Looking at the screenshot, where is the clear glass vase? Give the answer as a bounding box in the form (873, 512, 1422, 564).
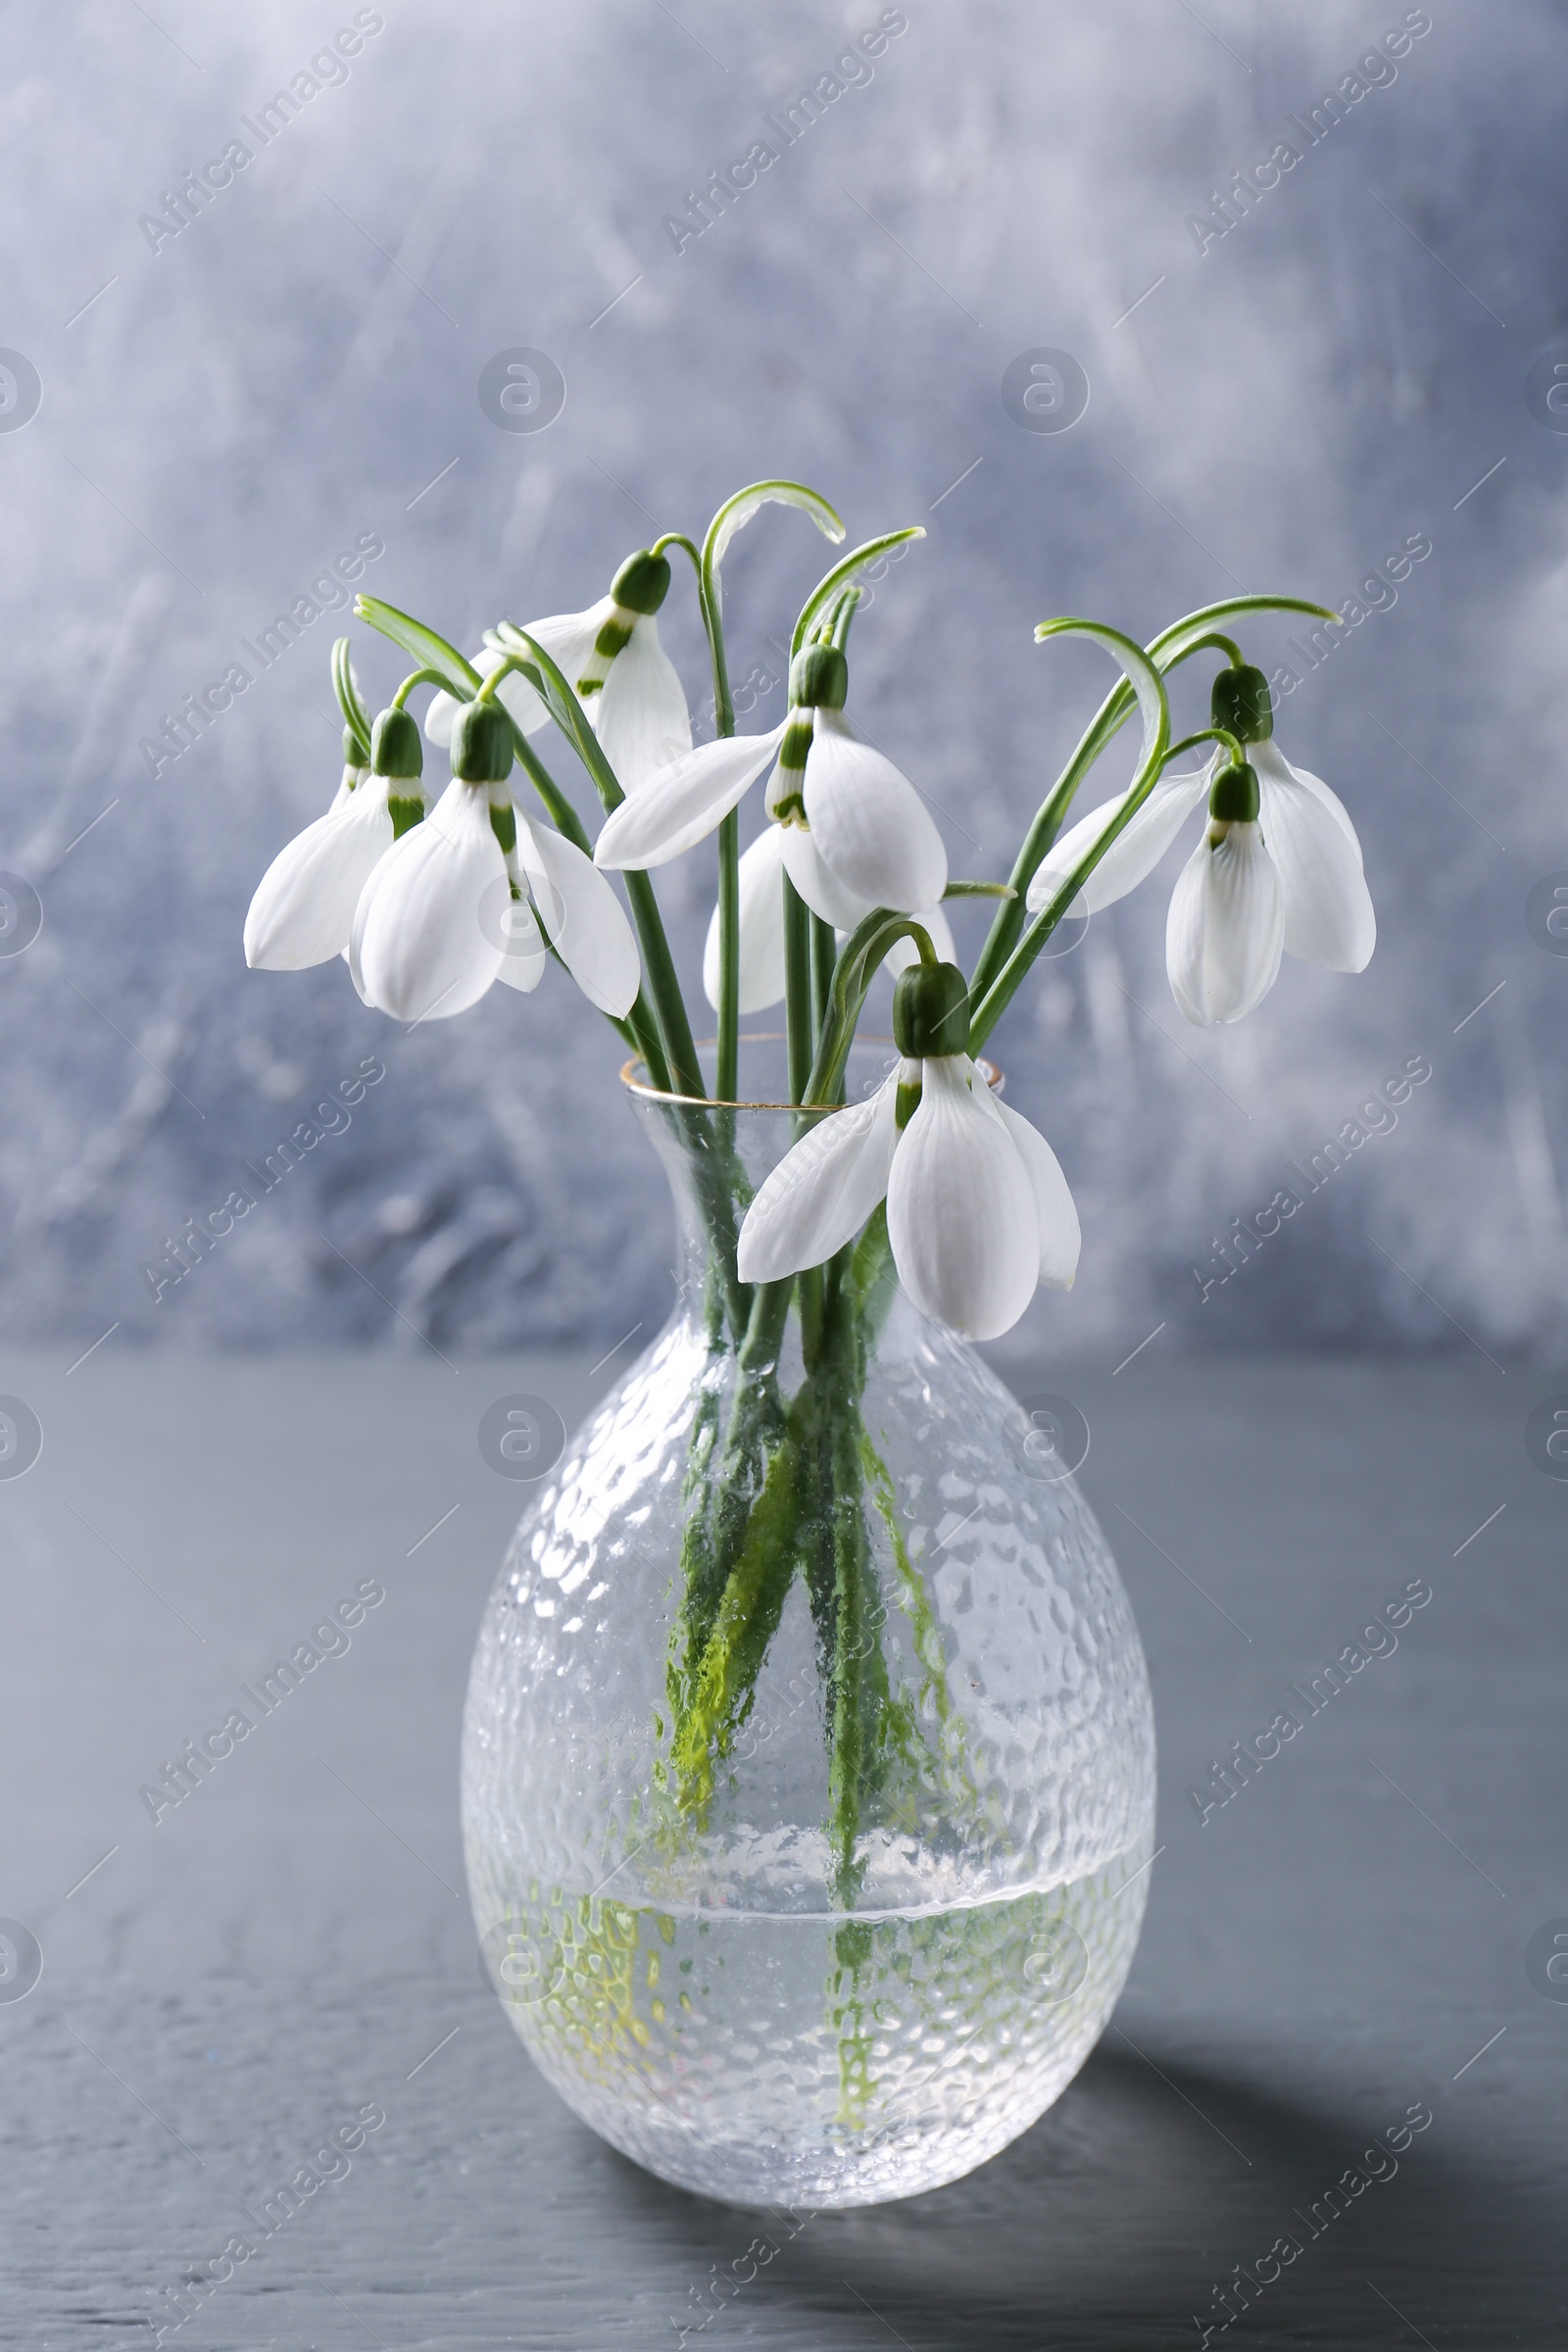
(462, 1042, 1155, 2210)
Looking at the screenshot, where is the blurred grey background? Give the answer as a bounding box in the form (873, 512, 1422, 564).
(3, 0, 1563, 1362)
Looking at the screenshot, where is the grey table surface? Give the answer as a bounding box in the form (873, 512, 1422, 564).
(2, 1347, 1562, 2350)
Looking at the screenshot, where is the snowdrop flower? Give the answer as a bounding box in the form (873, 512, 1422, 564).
(243, 716, 425, 971)
(422, 550, 691, 794)
(597, 640, 948, 941)
(737, 960, 1078, 1342)
(1025, 664, 1374, 1026)
(351, 698, 641, 1025)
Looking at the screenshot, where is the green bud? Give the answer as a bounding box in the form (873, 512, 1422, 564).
(609, 549, 671, 614)
(343, 726, 364, 768)
(788, 643, 849, 710)
(1210, 663, 1273, 744)
(450, 698, 515, 784)
(893, 958, 970, 1059)
(388, 795, 424, 840)
(1208, 759, 1260, 824)
(370, 707, 423, 780)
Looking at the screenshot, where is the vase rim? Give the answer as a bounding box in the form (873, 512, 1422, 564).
(619, 1036, 1003, 1113)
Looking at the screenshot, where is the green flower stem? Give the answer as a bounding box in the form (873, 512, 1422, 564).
(690, 485, 847, 1103)
(667, 1272, 791, 1724)
(1165, 725, 1242, 768)
(804, 911, 935, 1109)
(715, 813, 741, 1106)
(626, 874, 705, 1102)
(388, 664, 452, 712)
(804, 1266, 888, 1905)
(508, 727, 593, 853)
(670, 1410, 805, 1813)
(965, 595, 1341, 1011)
(670, 1263, 891, 1865)
(1181, 631, 1247, 666)
(697, 520, 741, 1105)
(810, 913, 837, 1043)
(783, 870, 813, 1105)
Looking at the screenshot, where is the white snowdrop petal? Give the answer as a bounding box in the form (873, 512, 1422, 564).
(882, 902, 956, 979)
(986, 1094, 1080, 1289)
(355, 780, 507, 1022)
(1165, 824, 1284, 1026)
(592, 614, 692, 795)
(803, 710, 948, 912)
(1251, 739, 1361, 862)
(886, 1057, 1040, 1341)
(514, 817, 641, 1017)
(1257, 764, 1376, 972)
(704, 824, 789, 1014)
(505, 600, 613, 710)
(1026, 770, 1208, 916)
(594, 724, 788, 869)
(737, 1079, 899, 1282)
(779, 823, 876, 931)
(243, 778, 395, 969)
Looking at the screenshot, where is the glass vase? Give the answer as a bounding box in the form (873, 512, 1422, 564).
(462, 1041, 1155, 2210)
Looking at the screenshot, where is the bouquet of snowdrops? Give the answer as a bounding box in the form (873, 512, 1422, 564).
(244, 478, 1373, 1874)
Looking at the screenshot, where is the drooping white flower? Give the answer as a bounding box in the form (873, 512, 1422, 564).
(423, 550, 691, 794)
(244, 765, 392, 971)
(352, 776, 513, 1023)
(1026, 695, 1374, 1025)
(351, 699, 640, 1025)
(736, 961, 1078, 1341)
(244, 708, 431, 971)
(1165, 813, 1284, 1025)
(598, 642, 947, 946)
(889, 1057, 1078, 1338)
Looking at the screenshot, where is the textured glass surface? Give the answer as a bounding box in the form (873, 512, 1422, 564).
(464, 1054, 1156, 2207)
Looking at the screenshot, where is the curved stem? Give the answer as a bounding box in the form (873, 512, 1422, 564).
(1165, 725, 1242, 767)
(1181, 631, 1246, 666)
(389, 664, 452, 711)
(804, 912, 934, 1107)
(966, 595, 1340, 1010)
